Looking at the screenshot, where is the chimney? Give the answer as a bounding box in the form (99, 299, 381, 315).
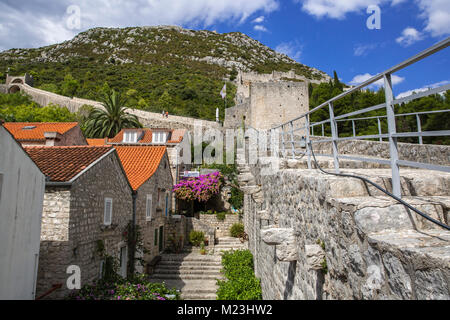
(44, 132, 61, 146)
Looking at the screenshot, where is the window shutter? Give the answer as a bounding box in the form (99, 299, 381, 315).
(146, 195, 153, 220)
(104, 198, 112, 225)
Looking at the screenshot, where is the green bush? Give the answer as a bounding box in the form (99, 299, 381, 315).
(189, 230, 205, 247)
(67, 274, 180, 300)
(229, 186, 244, 209)
(216, 211, 226, 221)
(230, 223, 245, 238)
(217, 250, 262, 300)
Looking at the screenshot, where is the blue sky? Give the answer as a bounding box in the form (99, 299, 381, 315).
(0, 0, 449, 97)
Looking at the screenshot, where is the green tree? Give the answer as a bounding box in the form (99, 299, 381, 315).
(61, 74, 80, 98)
(83, 90, 142, 138)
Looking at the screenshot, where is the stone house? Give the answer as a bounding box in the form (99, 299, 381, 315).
(114, 146, 173, 270)
(0, 123, 45, 300)
(24, 145, 133, 299)
(4, 122, 87, 146)
(108, 128, 191, 183)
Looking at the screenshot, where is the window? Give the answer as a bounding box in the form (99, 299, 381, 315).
(146, 194, 153, 220)
(152, 131, 167, 144)
(123, 131, 138, 143)
(99, 260, 105, 279)
(104, 198, 113, 225)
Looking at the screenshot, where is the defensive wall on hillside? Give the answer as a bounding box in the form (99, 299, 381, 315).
(3, 82, 220, 132)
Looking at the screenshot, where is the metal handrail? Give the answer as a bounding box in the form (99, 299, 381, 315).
(269, 37, 450, 198)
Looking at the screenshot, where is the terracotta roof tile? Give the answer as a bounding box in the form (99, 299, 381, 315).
(3, 122, 79, 141)
(87, 138, 109, 146)
(24, 146, 113, 182)
(114, 146, 167, 190)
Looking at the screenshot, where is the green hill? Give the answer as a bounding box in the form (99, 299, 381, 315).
(0, 26, 329, 121)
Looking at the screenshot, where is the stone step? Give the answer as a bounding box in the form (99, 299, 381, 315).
(157, 261, 222, 268)
(154, 265, 222, 271)
(151, 273, 224, 280)
(182, 293, 217, 300)
(153, 269, 222, 276)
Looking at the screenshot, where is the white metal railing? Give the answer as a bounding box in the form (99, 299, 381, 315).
(269, 37, 450, 198)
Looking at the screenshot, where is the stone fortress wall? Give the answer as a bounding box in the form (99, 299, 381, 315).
(224, 70, 313, 130)
(4, 75, 220, 132)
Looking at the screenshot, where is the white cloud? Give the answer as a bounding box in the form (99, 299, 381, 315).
(396, 80, 450, 99)
(396, 27, 423, 46)
(354, 43, 378, 56)
(252, 16, 265, 23)
(254, 25, 269, 32)
(295, 0, 386, 19)
(275, 41, 303, 61)
(0, 0, 279, 50)
(349, 73, 405, 88)
(416, 0, 450, 37)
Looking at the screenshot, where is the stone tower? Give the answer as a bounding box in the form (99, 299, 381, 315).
(224, 70, 310, 130)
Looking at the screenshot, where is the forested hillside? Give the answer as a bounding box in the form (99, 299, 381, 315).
(0, 26, 328, 121)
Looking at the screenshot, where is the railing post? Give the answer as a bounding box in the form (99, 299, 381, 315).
(305, 115, 312, 169)
(377, 117, 383, 142)
(311, 125, 314, 137)
(352, 120, 356, 137)
(281, 124, 286, 158)
(328, 102, 340, 173)
(290, 121, 295, 160)
(416, 114, 423, 145)
(384, 73, 401, 198)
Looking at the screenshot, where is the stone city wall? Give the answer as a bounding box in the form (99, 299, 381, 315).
(243, 157, 450, 300)
(13, 84, 220, 132)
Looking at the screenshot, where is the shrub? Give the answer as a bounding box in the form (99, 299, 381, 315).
(229, 186, 244, 209)
(217, 250, 262, 300)
(189, 230, 205, 247)
(67, 275, 180, 300)
(230, 223, 245, 238)
(216, 211, 227, 221)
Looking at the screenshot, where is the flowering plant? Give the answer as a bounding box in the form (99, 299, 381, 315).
(173, 171, 223, 202)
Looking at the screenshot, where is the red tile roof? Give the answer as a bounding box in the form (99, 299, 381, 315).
(114, 146, 167, 191)
(87, 138, 108, 146)
(109, 128, 186, 144)
(24, 146, 113, 182)
(3, 122, 79, 142)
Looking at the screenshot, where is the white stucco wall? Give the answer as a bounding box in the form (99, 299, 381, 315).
(0, 126, 45, 300)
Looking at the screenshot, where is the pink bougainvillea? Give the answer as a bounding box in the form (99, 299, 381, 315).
(173, 171, 223, 202)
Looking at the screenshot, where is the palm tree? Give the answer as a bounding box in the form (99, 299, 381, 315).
(84, 90, 142, 138)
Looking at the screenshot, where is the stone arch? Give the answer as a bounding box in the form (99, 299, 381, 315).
(11, 78, 24, 84)
(8, 85, 21, 94)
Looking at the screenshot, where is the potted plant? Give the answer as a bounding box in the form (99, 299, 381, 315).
(200, 242, 207, 255)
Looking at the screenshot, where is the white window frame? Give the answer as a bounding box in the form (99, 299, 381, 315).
(123, 131, 138, 143)
(104, 198, 113, 225)
(152, 131, 167, 144)
(146, 194, 153, 221)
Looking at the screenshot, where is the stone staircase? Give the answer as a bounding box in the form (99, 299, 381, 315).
(149, 237, 247, 300)
(149, 252, 223, 300)
(214, 237, 246, 254)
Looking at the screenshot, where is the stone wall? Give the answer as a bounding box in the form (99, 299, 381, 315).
(134, 152, 173, 266)
(243, 157, 450, 300)
(224, 101, 250, 129)
(165, 215, 187, 252)
(311, 137, 450, 166)
(14, 84, 220, 132)
(187, 214, 241, 240)
(36, 151, 132, 299)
